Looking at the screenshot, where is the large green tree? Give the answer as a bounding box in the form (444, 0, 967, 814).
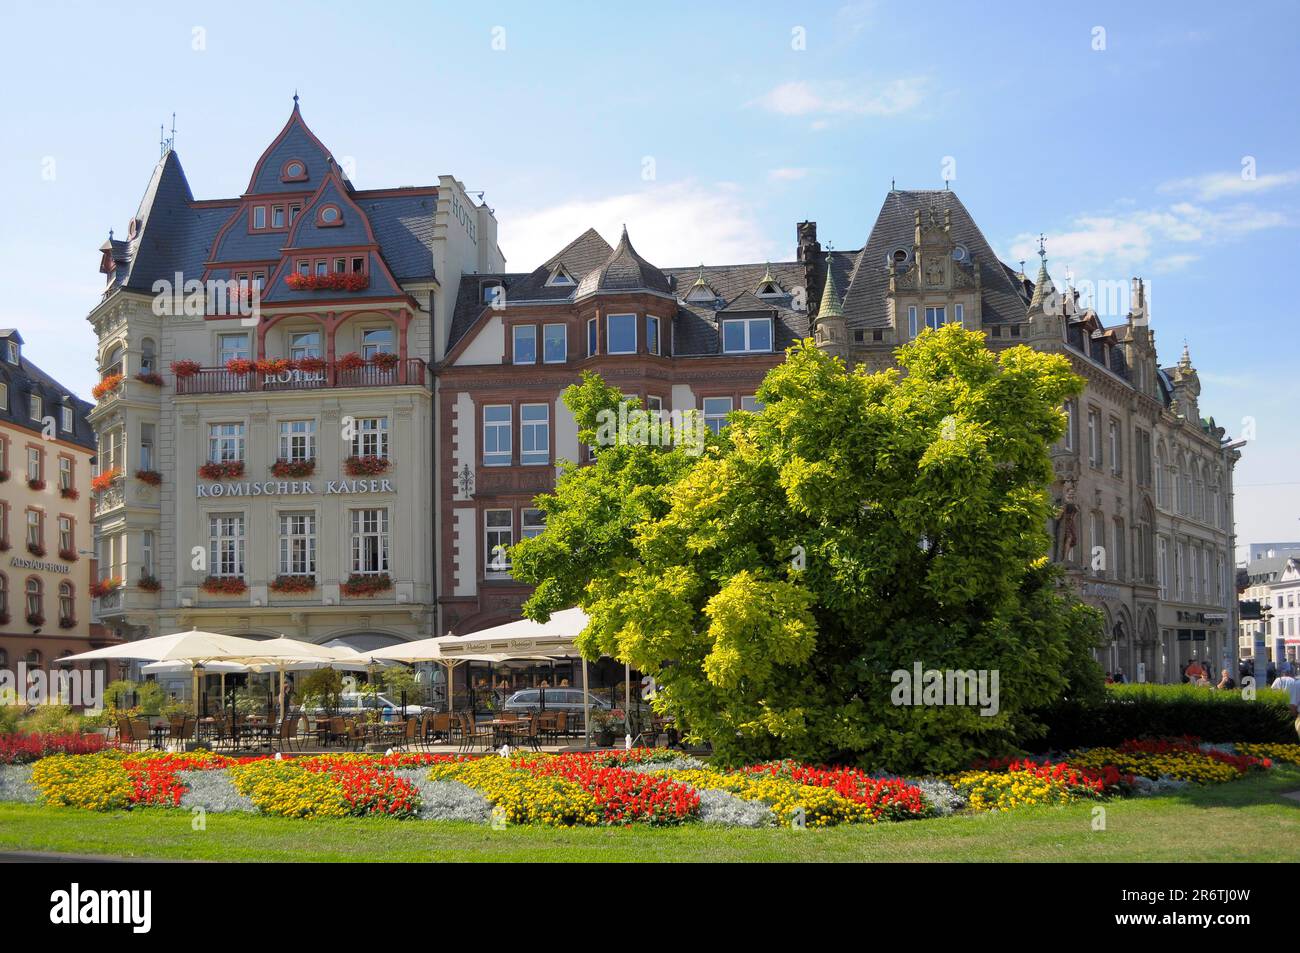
(513, 325, 1105, 771)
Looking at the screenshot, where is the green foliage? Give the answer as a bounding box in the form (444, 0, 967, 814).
(1031, 683, 1298, 750)
(16, 705, 84, 735)
(299, 668, 344, 715)
(380, 665, 420, 701)
(514, 327, 1105, 772)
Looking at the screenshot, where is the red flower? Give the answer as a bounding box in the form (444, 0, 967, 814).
(59, 486, 79, 500)
(169, 360, 201, 378)
(370, 351, 400, 369)
(225, 357, 255, 375)
(343, 455, 391, 477)
(201, 576, 247, 595)
(137, 575, 162, 592)
(92, 373, 124, 400)
(135, 371, 165, 387)
(58, 547, 78, 562)
(26, 478, 45, 491)
(336, 352, 366, 371)
(198, 461, 245, 480)
(91, 468, 122, 493)
(270, 458, 315, 478)
(340, 573, 392, 597)
(135, 469, 163, 486)
(269, 574, 316, 593)
(90, 577, 123, 598)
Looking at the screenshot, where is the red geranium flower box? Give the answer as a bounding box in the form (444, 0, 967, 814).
(92, 373, 124, 400)
(340, 573, 392, 597)
(58, 547, 77, 562)
(135, 469, 163, 486)
(91, 468, 122, 493)
(27, 478, 46, 491)
(137, 575, 162, 593)
(58, 617, 76, 630)
(254, 358, 293, 375)
(285, 273, 370, 292)
(135, 371, 165, 387)
(169, 360, 201, 378)
(225, 358, 255, 375)
(90, 577, 123, 598)
(336, 352, 366, 371)
(295, 356, 327, 373)
(270, 458, 315, 478)
(27, 543, 46, 558)
(201, 576, 247, 595)
(269, 575, 317, 593)
(370, 352, 400, 369)
(26, 612, 45, 627)
(198, 461, 245, 480)
(344, 455, 391, 477)
(59, 486, 79, 500)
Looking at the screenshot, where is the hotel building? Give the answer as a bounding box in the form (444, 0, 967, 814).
(0, 330, 109, 669)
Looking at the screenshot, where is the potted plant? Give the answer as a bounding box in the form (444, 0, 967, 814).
(91, 373, 124, 400)
(344, 454, 391, 476)
(336, 352, 366, 372)
(224, 357, 255, 375)
(59, 485, 79, 500)
(254, 357, 292, 375)
(340, 572, 392, 597)
(90, 577, 123, 598)
(135, 371, 164, 387)
(268, 574, 316, 593)
(58, 616, 76, 630)
(200, 576, 247, 595)
(169, 360, 201, 378)
(26, 478, 45, 491)
(589, 707, 623, 747)
(295, 356, 327, 373)
(137, 574, 162, 593)
(27, 542, 46, 558)
(135, 469, 162, 486)
(370, 351, 400, 370)
(25, 611, 44, 627)
(198, 460, 244, 480)
(58, 547, 77, 562)
(270, 458, 315, 478)
(91, 468, 122, 493)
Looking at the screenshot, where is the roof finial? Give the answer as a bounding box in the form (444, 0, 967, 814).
(891, 177, 896, 191)
(1038, 233, 1047, 261)
(1018, 259, 1026, 277)
(293, 89, 300, 108)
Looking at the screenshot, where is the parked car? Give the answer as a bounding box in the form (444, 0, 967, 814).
(305, 692, 431, 720)
(502, 688, 611, 713)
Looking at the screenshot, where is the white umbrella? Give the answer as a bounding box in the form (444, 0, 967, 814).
(203, 636, 371, 720)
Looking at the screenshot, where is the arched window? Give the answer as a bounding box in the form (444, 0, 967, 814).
(58, 580, 74, 623)
(103, 344, 123, 378)
(24, 577, 42, 622)
(25, 649, 41, 668)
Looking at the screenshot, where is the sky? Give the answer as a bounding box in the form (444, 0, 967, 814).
(0, 0, 1296, 559)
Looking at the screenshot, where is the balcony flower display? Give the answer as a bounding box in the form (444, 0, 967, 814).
(285, 272, 370, 292)
(336, 352, 366, 371)
(198, 461, 245, 480)
(370, 352, 400, 369)
(169, 360, 201, 378)
(27, 478, 45, 491)
(91, 469, 122, 493)
(271, 458, 315, 478)
(135, 371, 164, 387)
(91, 373, 124, 400)
(26, 612, 44, 627)
(269, 575, 316, 593)
(344, 455, 391, 477)
(90, 577, 123, 598)
(137, 574, 162, 593)
(224, 358, 255, 375)
(59, 486, 79, 500)
(58, 616, 76, 630)
(58, 547, 77, 562)
(135, 469, 163, 486)
(295, 356, 327, 373)
(27, 542, 46, 557)
(201, 576, 247, 595)
(255, 358, 292, 375)
(340, 573, 392, 597)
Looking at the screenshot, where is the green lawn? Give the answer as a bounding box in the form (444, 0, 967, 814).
(3, 766, 1298, 862)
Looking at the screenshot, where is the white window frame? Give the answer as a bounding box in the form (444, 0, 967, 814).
(702, 397, 733, 435)
(721, 317, 773, 354)
(360, 327, 394, 360)
(352, 416, 389, 459)
(279, 511, 317, 577)
(646, 315, 661, 356)
(207, 423, 245, 464)
(30, 394, 41, 422)
(521, 508, 546, 540)
(483, 405, 512, 466)
(208, 514, 245, 579)
(288, 331, 321, 361)
(218, 333, 250, 364)
(60, 405, 73, 432)
(350, 508, 390, 575)
(278, 420, 316, 462)
(520, 403, 550, 466)
(484, 509, 513, 575)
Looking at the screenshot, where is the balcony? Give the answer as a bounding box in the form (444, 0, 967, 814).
(176, 358, 428, 396)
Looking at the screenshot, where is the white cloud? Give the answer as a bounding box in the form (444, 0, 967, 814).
(751, 77, 925, 118)
(1159, 168, 1300, 201)
(1007, 201, 1290, 280)
(767, 167, 810, 182)
(499, 181, 781, 271)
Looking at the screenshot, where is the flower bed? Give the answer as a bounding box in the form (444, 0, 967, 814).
(0, 733, 109, 765)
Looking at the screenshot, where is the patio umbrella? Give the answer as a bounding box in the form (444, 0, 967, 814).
(205, 636, 370, 720)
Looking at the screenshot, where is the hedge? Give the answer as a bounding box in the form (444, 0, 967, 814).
(1028, 683, 1297, 752)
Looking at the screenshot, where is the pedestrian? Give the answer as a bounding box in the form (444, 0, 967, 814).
(1270, 671, 1300, 740)
(1216, 668, 1235, 691)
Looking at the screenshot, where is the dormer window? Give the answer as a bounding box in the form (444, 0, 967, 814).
(721, 317, 773, 354)
(482, 282, 503, 305)
(686, 285, 716, 304)
(281, 160, 308, 183)
(890, 248, 909, 266)
(252, 206, 267, 230)
(317, 204, 342, 227)
(756, 280, 782, 297)
(272, 206, 286, 228)
(546, 266, 575, 287)
(5, 341, 18, 364)
(952, 245, 969, 262)
(289, 203, 302, 224)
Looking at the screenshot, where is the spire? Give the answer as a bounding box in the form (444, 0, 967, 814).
(1179, 339, 1192, 368)
(1029, 234, 1055, 310)
(692, 264, 709, 287)
(293, 90, 300, 110)
(817, 264, 844, 319)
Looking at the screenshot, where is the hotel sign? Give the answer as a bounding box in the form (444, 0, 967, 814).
(197, 478, 395, 498)
(9, 556, 72, 575)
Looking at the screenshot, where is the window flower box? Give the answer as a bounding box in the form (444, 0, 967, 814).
(91, 373, 124, 400)
(137, 575, 162, 593)
(224, 358, 255, 375)
(91, 468, 122, 493)
(336, 352, 366, 372)
(285, 273, 370, 292)
(169, 360, 201, 378)
(90, 577, 123, 598)
(201, 576, 247, 595)
(135, 371, 164, 387)
(370, 352, 400, 370)
(198, 461, 245, 480)
(254, 358, 293, 375)
(340, 573, 392, 598)
(135, 469, 163, 486)
(269, 575, 317, 594)
(59, 486, 79, 500)
(58, 547, 77, 562)
(26, 612, 44, 627)
(58, 616, 76, 630)
(27, 478, 46, 491)
(27, 543, 46, 558)
(344, 455, 391, 477)
(270, 458, 315, 478)
(295, 356, 327, 373)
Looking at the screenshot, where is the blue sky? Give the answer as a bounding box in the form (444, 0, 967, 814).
(0, 0, 1295, 556)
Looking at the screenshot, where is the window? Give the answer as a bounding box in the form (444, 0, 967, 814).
(522, 508, 546, 540)
(520, 404, 550, 466)
(279, 512, 317, 576)
(647, 315, 660, 356)
(315, 260, 328, 277)
(483, 405, 512, 466)
(272, 206, 285, 228)
(954, 303, 965, 328)
(30, 394, 41, 422)
(352, 417, 389, 459)
(741, 396, 764, 413)
(1175, 542, 1187, 601)
(141, 339, 156, 373)
(0, 439, 6, 477)
(208, 423, 245, 463)
(1113, 518, 1126, 581)
(142, 531, 154, 577)
(702, 397, 733, 435)
(287, 203, 302, 224)
(58, 581, 73, 622)
(925, 306, 946, 330)
(607, 314, 637, 354)
(646, 395, 664, 418)
(60, 405, 73, 432)
(908, 306, 919, 339)
(512, 325, 537, 364)
(289, 331, 321, 360)
(587, 318, 598, 357)
(318, 205, 341, 225)
(252, 206, 266, 229)
(139, 423, 155, 471)
(350, 509, 389, 574)
(0, 575, 7, 618)
(208, 515, 245, 578)
(218, 333, 250, 364)
(58, 516, 72, 553)
(0, 383, 6, 410)
(543, 324, 567, 364)
(1087, 409, 1101, 468)
(297, 261, 310, 277)
(25, 578, 42, 619)
(58, 457, 72, 491)
(5, 340, 17, 363)
(484, 510, 513, 574)
(361, 327, 394, 359)
(1157, 536, 1169, 599)
(1090, 512, 1106, 576)
(546, 266, 575, 286)
(26, 447, 41, 483)
(279, 420, 316, 462)
(721, 317, 773, 353)
(1109, 420, 1121, 476)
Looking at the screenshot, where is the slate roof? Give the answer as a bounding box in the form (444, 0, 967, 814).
(0, 336, 96, 452)
(575, 228, 672, 298)
(103, 103, 436, 302)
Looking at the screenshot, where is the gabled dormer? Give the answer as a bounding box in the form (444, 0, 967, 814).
(546, 263, 576, 287)
(243, 96, 342, 197)
(684, 265, 719, 304)
(0, 330, 23, 365)
(755, 263, 784, 297)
